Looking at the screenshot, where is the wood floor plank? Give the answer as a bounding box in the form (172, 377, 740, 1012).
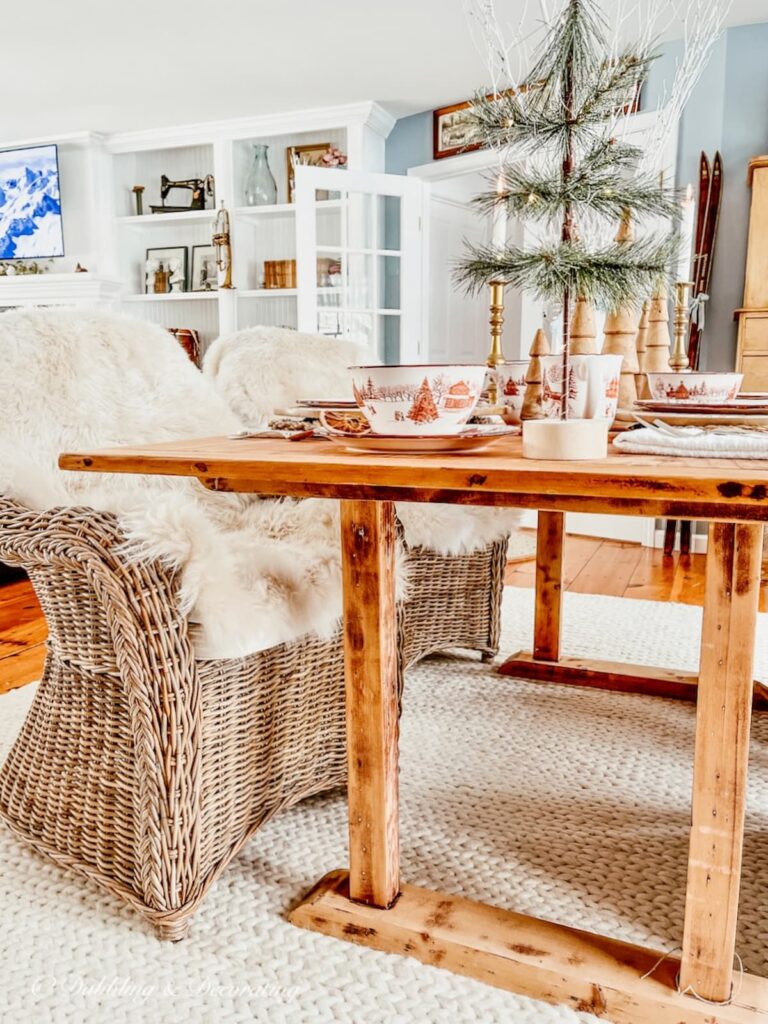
(624, 547, 680, 602)
(0, 579, 46, 691)
(669, 555, 707, 607)
(0, 643, 45, 693)
(0, 580, 45, 633)
(568, 540, 644, 598)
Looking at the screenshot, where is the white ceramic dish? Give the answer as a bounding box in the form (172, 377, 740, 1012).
(350, 364, 486, 436)
(539, 354, 623, 421)
(645, 371, 743, 405)
(325, 425, 517, 455)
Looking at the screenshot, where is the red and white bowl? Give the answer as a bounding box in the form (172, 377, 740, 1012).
(350, 364, 486, 436)
(646, 371, 743, 405)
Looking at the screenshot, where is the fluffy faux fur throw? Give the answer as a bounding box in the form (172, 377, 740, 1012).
(0, 309, 352, 658)
(204, 325, 522, 556)
(0, 311, 518, 659)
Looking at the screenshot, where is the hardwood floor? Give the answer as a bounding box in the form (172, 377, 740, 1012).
(0, 579, 48, 694)
(2, 533, 766, 694)
(505, 530, 768, 609)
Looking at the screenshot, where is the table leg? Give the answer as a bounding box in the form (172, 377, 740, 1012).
(290, 511, 768, 1021)
(340, 498, 400, 908)
(533, 511, 564, 662)
(500, 512, 768, 709)
(680, 521, 763, 1002)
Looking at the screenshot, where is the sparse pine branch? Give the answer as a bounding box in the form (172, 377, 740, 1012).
(456, 234, 678, 312)
(572, 47, 655, 123)
(473, 157, 679, 225)
(524, 0, 606, 113)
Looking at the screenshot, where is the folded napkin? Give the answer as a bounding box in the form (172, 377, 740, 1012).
(613, 424, 768, 459)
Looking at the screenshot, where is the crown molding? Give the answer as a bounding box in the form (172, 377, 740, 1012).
(0, 273, 123, 305)
(105, 102, 396, 153)
(0, 131, 107, 152)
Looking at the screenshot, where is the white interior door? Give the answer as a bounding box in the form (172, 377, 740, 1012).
(295, 164, 423, 362)
(423, 193, 488, 364)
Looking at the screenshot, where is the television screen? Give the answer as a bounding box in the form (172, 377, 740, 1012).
(0, 144, 64, 259)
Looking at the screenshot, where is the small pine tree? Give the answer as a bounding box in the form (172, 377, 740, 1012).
(407, 378, 439, 423)
(456, 0, 680, 419)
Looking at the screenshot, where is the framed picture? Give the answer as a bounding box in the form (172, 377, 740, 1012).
(145, 246, 187, 294)
(434, 81, 641, 160)
(286, 141, 330, 202)
(0, 143, 64, 258)
(433, 100, 485, 160)
(190, 244, 218, 292)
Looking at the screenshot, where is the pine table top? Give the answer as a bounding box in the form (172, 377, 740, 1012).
(59, 434, 768, 520)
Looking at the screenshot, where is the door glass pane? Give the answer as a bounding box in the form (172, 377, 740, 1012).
(378, 195, 401, 251)
(378, 255, 400, 310)
(317, 308, 344, 337)
(316, 204, 341, 248)
(346, 192, 373, 249)
(379, 315, 400, 365)
(347, 252, 373, 309)
(345, 311, 374, 348)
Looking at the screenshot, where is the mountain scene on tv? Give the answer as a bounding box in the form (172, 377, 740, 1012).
(0, 144, 64, 259)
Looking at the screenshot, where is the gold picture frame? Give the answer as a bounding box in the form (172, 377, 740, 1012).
(286, 141, 330, 203)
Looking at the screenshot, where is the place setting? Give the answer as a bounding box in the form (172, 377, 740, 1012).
(232, 363, 519, 454)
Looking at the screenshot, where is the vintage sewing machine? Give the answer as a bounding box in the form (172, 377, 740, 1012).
(150, 174, 215, 214)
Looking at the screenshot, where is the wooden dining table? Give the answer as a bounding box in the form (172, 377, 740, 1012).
(60, 434, 768, 1023)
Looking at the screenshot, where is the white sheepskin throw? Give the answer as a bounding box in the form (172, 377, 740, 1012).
(0, 308, 350, 659)
(204, 325, 371, 427)
(204, 325, 522, 554)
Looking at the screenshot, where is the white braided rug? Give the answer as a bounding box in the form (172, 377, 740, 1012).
(1, 589, 767, 1024)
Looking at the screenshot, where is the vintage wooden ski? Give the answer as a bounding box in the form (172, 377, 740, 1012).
(688, 151, 722, 369)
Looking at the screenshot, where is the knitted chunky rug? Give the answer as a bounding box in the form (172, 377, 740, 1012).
(1, 588, 767, 1024)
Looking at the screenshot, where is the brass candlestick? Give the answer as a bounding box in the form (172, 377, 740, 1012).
(486, 281, 506, 404)
(669, 281, 693, 371)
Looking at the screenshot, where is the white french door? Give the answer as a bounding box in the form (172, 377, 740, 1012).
(294, 164, 423, 363)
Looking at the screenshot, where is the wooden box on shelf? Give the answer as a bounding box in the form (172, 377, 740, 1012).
(264, 259, 297, 289)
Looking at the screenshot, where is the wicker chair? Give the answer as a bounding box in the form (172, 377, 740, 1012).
(0, 496, 505, 940)
(0, 498, 346, 941)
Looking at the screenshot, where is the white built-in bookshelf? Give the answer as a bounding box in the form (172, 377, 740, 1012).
(0, 103, 414, 357)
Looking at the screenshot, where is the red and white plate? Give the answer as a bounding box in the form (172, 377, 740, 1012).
(324, 425, 518, 455)
(295, 399, 358, 410)
(636, 398, 768, 414)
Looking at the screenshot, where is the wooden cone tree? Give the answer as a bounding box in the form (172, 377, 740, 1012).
(601, 214, 640, 417)
(635, 300, 651, 399)
(521, 327, 550, 420)
(644, 291, 672, 373)
(569, 296, 598, 353)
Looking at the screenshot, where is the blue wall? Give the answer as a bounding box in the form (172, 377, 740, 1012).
(386, 23, 768, 369)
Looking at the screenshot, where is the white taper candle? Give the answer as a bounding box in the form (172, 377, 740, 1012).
(676, 183, 695, 282)
(491, 172, 507, 249)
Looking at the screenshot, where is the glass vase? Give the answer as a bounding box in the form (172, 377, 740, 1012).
(244, 144, 277, 206)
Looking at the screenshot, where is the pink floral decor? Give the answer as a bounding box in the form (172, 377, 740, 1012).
(321, 147, 348, 168)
